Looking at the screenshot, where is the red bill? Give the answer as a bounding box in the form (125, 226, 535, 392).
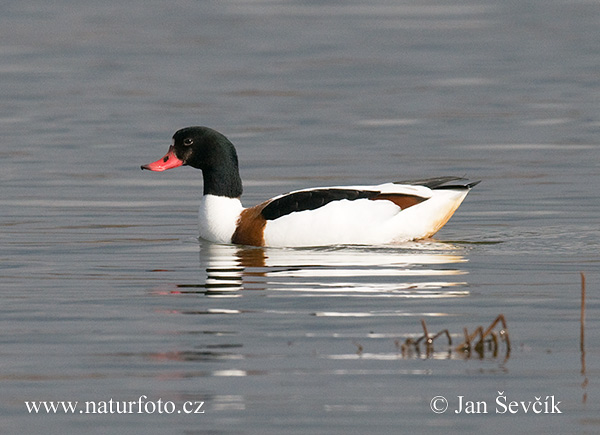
(141, 146, 184, 171)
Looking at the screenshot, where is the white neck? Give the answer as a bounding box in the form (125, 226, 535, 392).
(198, 195, 244, 244)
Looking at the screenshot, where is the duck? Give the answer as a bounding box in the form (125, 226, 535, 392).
(141, 126, 479, 247)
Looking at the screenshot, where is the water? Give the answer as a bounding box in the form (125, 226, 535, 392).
(2, 0, 599, 433)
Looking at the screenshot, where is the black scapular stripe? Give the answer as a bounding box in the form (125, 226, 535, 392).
(261, 189, 379, 221)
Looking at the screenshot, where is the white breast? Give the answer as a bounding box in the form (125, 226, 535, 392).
(198, 195, 243, 244)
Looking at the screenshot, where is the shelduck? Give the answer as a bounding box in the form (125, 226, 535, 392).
(141, 126, 478, 247)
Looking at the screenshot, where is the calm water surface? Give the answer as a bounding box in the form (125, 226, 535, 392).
(1, 0, 599, 433)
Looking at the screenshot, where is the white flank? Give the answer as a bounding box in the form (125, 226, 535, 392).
(198, 195, 243, 244)
(263, 183, 469, 247)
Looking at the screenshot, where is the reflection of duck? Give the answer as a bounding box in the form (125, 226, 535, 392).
(142, 126, 478, 247)
(195, 242, 469, 298)
(196, 244, 267, 296)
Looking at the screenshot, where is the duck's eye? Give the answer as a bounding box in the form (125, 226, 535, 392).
(183, 138, 194, 146)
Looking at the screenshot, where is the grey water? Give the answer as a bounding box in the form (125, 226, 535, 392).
(2, 0, 599, 433)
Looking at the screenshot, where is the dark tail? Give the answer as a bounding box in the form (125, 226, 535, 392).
(394, 177, 480, 190)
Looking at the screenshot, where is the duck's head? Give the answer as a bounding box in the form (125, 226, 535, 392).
(141, 126, 238, 172)
(141, 126, 243, 197)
